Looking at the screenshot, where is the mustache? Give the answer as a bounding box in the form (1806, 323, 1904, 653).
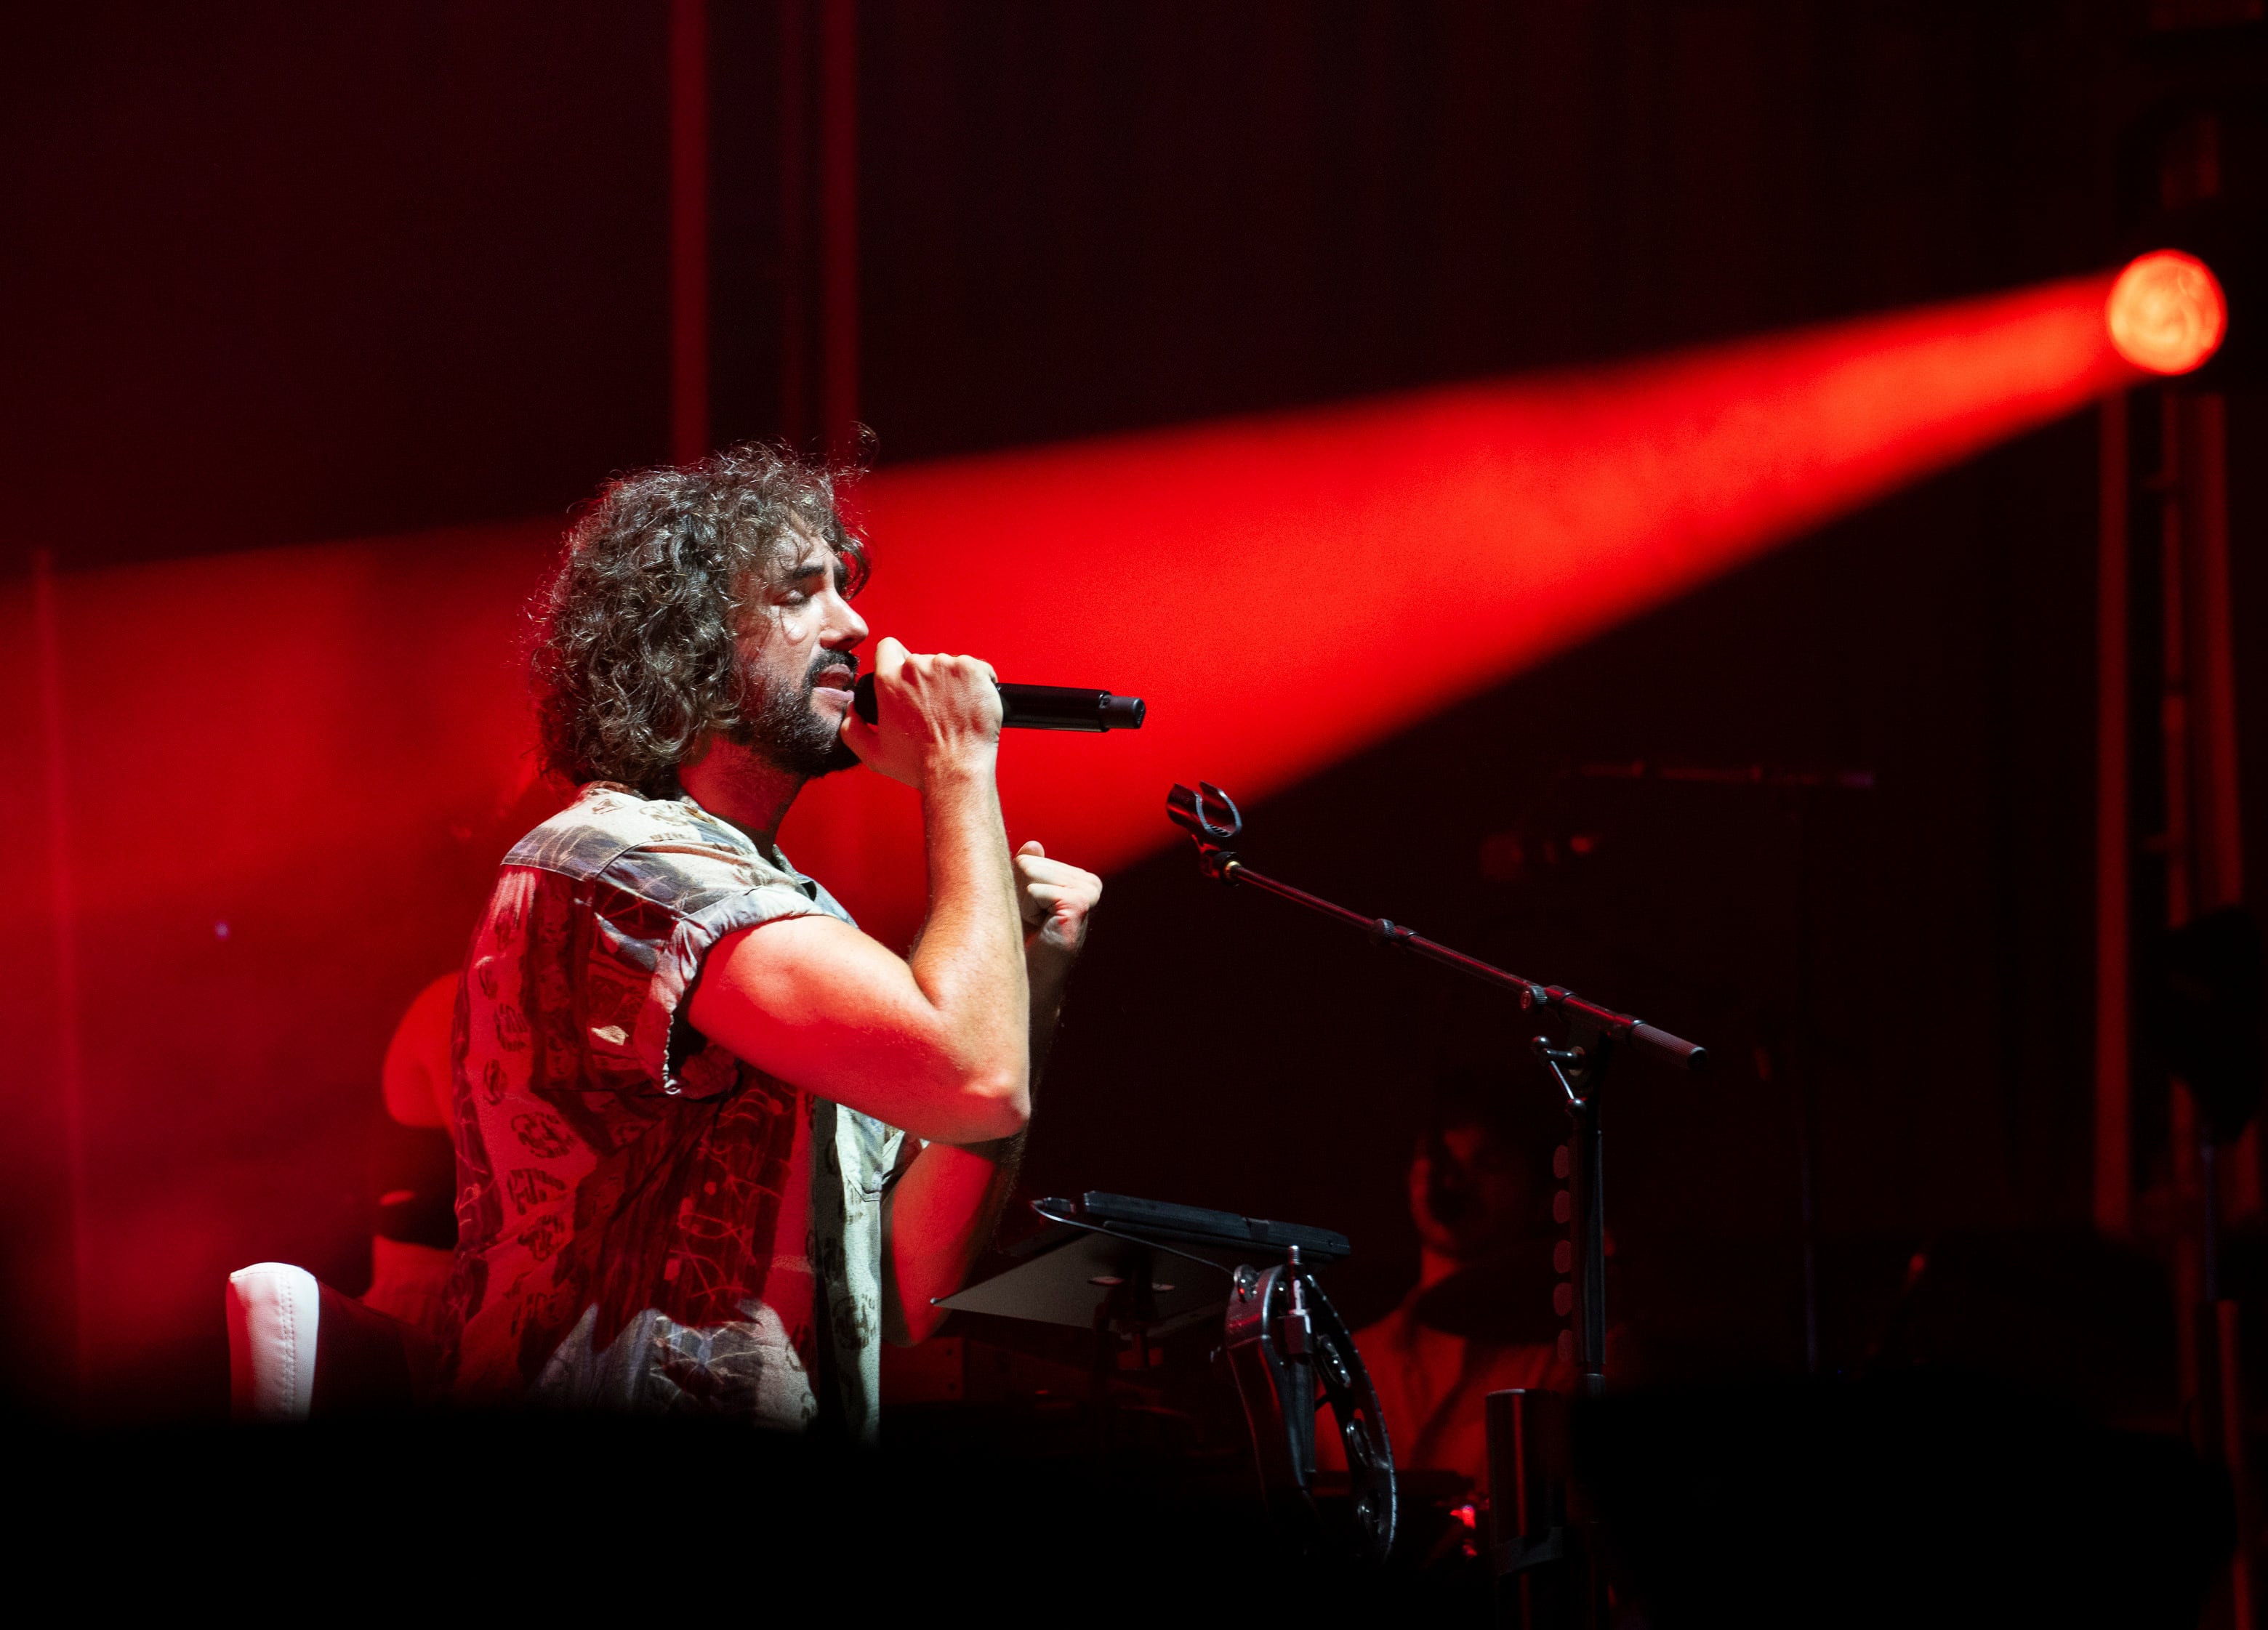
(808, 650, 859, 688)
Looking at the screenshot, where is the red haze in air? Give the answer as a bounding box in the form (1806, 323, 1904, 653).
(0, 262, 2186, 1400)
(791, 266, 2158, 944)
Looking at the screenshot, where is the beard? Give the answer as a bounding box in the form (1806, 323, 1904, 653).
(731, 647, 862, 778)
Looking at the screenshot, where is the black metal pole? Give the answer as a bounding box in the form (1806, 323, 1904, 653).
(1791, 795, 1821, 1376)
(2201, 1133, 2221, 1308)
(1571, 1074, 1608, 1401)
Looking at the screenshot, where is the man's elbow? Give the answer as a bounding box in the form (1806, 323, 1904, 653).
(957, 1069, 1030, 1142)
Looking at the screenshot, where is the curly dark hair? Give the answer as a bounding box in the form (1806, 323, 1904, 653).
(530, 442, 869, 794)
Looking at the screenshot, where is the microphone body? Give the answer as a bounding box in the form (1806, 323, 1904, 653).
(851, 673, 1144, 733)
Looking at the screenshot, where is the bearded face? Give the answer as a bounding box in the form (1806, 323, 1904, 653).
(733, 641, 862, 778)
(1412, 1123, 1531, 1260)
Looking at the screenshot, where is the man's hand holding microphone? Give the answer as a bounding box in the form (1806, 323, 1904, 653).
(838, 634, 1101, 1076)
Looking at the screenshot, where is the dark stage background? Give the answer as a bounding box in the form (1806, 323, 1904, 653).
(4, 1, 2268, 1421)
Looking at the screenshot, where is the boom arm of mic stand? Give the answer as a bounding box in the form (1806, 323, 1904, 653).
(1178, 842, 1709, 1077)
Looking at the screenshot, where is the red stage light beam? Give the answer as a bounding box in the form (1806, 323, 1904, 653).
(783, 259, 2213, 940)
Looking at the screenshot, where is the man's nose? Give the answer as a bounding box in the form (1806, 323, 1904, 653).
(829, 598, 869, 648)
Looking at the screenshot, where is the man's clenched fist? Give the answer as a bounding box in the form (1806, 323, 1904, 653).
(1014, 840, 1101, 960)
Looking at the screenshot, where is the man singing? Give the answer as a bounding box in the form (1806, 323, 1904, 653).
(442, 444, 1101, 1436)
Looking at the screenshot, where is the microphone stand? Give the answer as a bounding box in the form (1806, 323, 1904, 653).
(1167, 782, 1709, 1404)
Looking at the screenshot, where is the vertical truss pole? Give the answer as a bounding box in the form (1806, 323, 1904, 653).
(669, 0, 709, 464)
(2094, 393, 2131, 1238)
(819, 0, 858, 456)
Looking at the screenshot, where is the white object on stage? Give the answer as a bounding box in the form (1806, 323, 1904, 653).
(225, 1262, 321, 1422)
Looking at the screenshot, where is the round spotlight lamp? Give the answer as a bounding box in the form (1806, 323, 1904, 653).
(2106, 250, 2227, 376)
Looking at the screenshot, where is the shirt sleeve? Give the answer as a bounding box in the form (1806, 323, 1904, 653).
(581, 844, 832, 1100)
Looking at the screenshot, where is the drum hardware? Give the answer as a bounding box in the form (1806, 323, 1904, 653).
(1220, 1243, 1397, 1566)
(936, 1191, 1395, 1562)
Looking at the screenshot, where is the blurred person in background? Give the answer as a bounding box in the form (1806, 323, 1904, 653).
(363, 777, 573, 1339)
(1326, 1071, 1573, 1488)
(363, 971, 458, 1336)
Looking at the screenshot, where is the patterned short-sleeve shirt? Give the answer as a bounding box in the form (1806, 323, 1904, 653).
(441, 783, 905, 1438)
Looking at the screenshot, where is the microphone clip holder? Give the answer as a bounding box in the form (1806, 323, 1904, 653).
(1166, 780, 1245, 886)
(1534, 1039, 1596, 1115)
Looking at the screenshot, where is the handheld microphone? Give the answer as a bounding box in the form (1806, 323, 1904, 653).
(851, 672, 1145, 733)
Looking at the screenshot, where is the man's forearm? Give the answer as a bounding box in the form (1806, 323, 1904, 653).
(884, 938, 1078, 1343)
(882, 1136, 1020, 1344)
(908, 761, 1029, 1110)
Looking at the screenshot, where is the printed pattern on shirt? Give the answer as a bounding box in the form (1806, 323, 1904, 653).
(440, 783, 904, 1435)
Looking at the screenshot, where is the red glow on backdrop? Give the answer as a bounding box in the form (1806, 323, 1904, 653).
(1, 525, 559, 1402)
(0, 266, 2155, 1402)
(789, 268, 2150, 944)
(2104, 250, 2227, 376)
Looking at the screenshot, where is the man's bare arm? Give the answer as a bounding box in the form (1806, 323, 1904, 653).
(885, 841, 1101, 1343)
(687, 642, 1031, 1145)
